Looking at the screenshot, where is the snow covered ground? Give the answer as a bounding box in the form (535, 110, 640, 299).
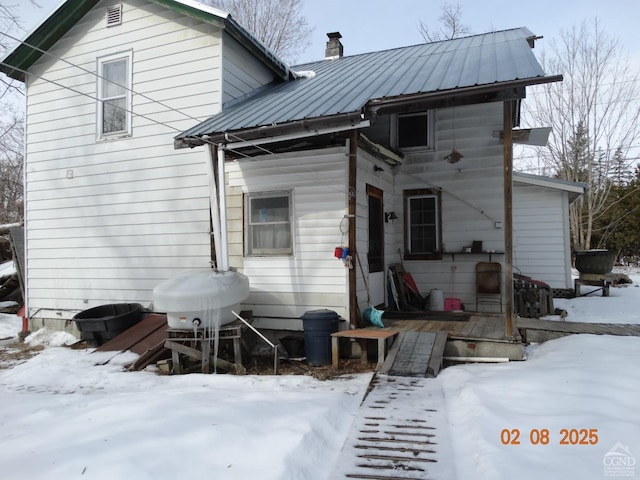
(0, 269, 638, 479)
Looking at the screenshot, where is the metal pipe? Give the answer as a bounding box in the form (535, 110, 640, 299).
(217, 145, 229, 271)
(205, 145, 222, 269)
(231, 311, 279, 375)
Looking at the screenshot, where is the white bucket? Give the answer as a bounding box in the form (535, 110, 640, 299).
(429, 288, 445, 311)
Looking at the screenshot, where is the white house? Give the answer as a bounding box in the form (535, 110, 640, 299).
(1, 0, 568, 334)
(0, 0, 288, 330)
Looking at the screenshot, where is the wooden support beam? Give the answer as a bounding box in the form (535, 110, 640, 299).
(503, 101, 515, 338)
(348, 130, 358, 327)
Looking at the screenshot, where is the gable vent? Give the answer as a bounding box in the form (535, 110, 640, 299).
(106, 4, 122, 27)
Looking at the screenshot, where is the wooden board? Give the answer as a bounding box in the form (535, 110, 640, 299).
(388, 331, 436, 377)
(427, 333, 448, 378)
(517, 318, 640, 337)
(95, 313, 168, 354)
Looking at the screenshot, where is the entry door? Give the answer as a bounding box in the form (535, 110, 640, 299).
(367, 185, 385, 306)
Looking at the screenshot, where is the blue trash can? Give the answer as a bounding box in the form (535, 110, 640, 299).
(301, 309, 339, 366)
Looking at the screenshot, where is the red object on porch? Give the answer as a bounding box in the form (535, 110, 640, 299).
(18, 305, 28, 332)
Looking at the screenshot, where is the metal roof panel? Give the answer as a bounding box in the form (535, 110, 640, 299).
(178, 27, 554, 143)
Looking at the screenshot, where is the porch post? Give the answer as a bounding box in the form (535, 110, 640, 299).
(503, 101, 515, 337)
(348, 130, 358, 327)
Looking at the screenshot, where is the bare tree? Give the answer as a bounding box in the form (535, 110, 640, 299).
(522, 19, 640, 250)
(205, 0, 313, 63)
(419, 3, 471, 42)
(0, 1, 38, 223)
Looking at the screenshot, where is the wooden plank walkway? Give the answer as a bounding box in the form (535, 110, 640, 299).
(517, 318, 640, 341)
(380, 332, 447, 378)
(385, 314, 520, 343)
(330, 375, 456, 479)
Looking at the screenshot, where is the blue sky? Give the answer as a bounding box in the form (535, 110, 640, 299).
(13, 0, 640, 67)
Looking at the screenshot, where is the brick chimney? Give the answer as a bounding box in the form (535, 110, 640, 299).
(325, 32, 343, 60)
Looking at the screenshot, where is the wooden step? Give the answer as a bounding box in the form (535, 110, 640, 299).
(379, 331, 447, 377)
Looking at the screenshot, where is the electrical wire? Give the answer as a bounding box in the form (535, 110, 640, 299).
(0, 31, 206, 125)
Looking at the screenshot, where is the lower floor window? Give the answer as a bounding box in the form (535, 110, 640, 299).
(404, 188, 442, 260)
(245, 191, 293, 256)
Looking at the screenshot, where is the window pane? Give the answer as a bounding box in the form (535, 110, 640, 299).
(250, 196, 289, 224)
(102, 60, 127, 98)
(102, 98, 127, 133)
(398, 114, 428, 148)
(409, 196, 437, 253)
(247, 194, 292, 255)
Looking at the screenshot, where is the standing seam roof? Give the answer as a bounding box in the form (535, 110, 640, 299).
(177, 27, 549, 141)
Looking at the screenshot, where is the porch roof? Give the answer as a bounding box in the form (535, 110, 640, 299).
(176, 27, 562, 148)
(514, 171, 587, 203)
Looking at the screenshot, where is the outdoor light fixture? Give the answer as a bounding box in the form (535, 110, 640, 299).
(385, 211, 398, 223)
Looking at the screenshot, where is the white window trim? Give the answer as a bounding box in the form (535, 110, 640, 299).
(405, 189, 442, 258)
(96, 50, 133, 140)
(245, 190, 294, 257)
(390, 111, 435, 152)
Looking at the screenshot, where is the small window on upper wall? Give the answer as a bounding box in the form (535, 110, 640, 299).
(96, 51, 132, 139)
(245, 191, 293, 256)
(394, 112, 434, 151)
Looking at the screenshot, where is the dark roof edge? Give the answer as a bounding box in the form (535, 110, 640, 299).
(175, 111, 365, 149)
(1, 0, 289, 82)
(365, 75, 564, 115)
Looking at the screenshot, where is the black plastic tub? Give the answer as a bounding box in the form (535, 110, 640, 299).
(74, 303, 143, 346)
(574, 250, 616, 275)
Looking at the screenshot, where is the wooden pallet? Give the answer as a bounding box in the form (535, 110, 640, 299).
(379, 331, 447, 378)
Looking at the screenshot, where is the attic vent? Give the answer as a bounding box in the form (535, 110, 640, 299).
(106, 4, 122, 27)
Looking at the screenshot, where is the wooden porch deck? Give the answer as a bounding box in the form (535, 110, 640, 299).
(382, 312, 520, 343)
(381, 312, 525, 361)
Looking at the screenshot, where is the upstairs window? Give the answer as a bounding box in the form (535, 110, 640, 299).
(404, 188, 442, 260)
(393, 112, 434, 151)
(97, 51, 132, 138)
(245, 191, 293, 256)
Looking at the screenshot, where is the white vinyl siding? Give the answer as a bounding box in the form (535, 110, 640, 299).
(387, 103, 507, 311)
(221, 33, 276, 106)
(513, 184, 573, 288)
(226, 147, 350, 330)
(21, 0, 268, 317)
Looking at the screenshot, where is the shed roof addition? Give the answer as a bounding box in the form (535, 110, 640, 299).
(176, 27, 562, 148)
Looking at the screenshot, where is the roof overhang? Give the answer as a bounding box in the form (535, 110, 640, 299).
(365, 75, 563, 118)
(0, 0, 289, 82)
(175, 111, 368, 149)
(514, 171, 587, 203)
(175, 73, 563, 150)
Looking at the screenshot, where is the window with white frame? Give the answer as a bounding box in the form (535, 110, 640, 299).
(393, 111, 434, 151)
(404, 188, 442, 260)
(245, 191, 293, 256)
(97, 51, 132, 138)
